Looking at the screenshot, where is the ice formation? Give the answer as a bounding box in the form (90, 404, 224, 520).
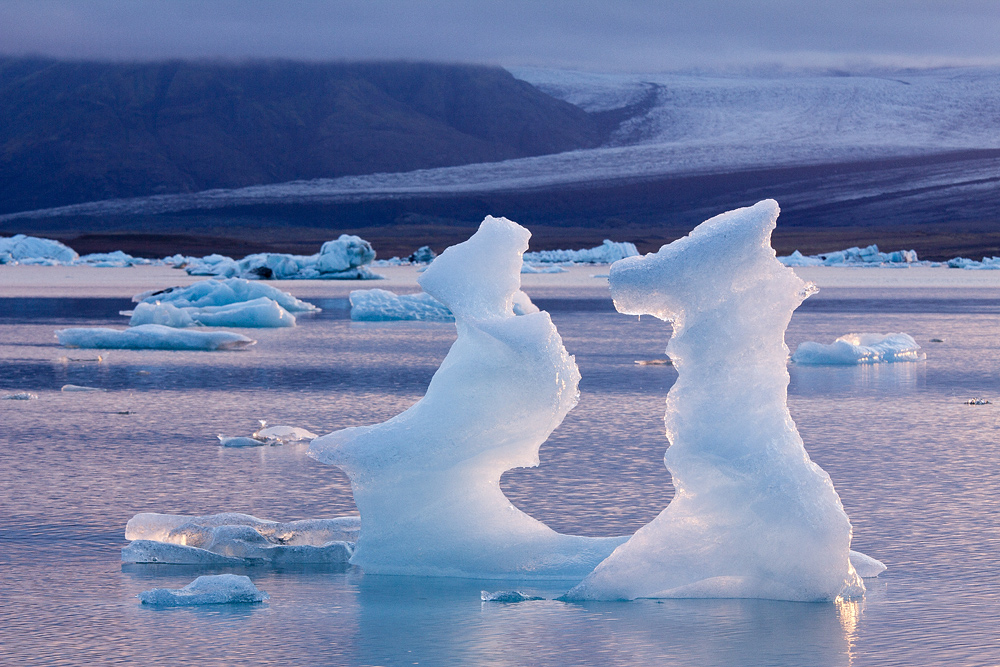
(567, 200, 874, 602)
(480, 590, 543, 603)
(522, 239, 639, 264)
(310, 216, 626, 578)
(2, 392, 38, 400)
(129, 297, 296, 328)
(133, 278, 318, 313)
(122, 512, 358, 565)
(349, 288, 538, 322)
(56, 324, 255, 351)
(0, 234, 78, 263)
(60, 384, 105, 392)
(138, 574, 268, 606)
(180, 235, 381, 280)
(778, 245, 918, 267)
(350, 289, 454, 322)
(256, 425, 318, 443)
(792, 333, 925, 365)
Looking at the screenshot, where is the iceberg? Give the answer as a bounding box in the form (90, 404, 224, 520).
(138, 574, 268, 606)
(567, 200, 876, 602)
(122, 512, 357, 565)
(133, 278, 319, 313)
(480, 590, 543, 603)
(792, 333, 925, 365)
(256, 424, 318, 443)
(0, 234, 78, 264)
(778, 245, 919, 267)
(350, 287, 538, 322)
(310, 216, 626, 578)
(57, 324, 255, 351)
(522, 239, 639, 264)
(350, 289, 454, 322)
(2, 392, 38, 400)
(129, 297, 297, 328)
(179, 235, 381, 280)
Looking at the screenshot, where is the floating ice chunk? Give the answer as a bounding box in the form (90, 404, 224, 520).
(257, 425, 318, 443)
(218, 435, 271, 447)
(310, 216, 626, 578)
(57, 324, 255, 351)
(133, 278, 319, 313)
(76, 250, 149, 267)
(350, 288, 539, 321)
(778, 245, 919, 267)
(316, 234, 377, 273)
(138, 574, 268, 606)
(2, 392, 38, 400)
(523, 239, 639, 264)
(849, 550, 887, 578)
(60, 384, 105, 392)
(350, 289, 454, 322)
(0, 234, 78, 263)
(184, 254, 238, 276)
(408, 246, 437, 263)
(965, 398, 991, 405)
(567, 200, 870, 602)
(521, 263, 568, 273)
(130, 297, 296, 328)
(792, 333, 925, 365)
(123, 512, 358, 565)
(480, 590, 543, 602)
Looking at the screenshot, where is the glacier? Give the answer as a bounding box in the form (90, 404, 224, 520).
(792, 333, 925, 365)
(133, 278, 319, 313)
(56, 324, 255, 351)
(122, 512, 357, 565)
(309, 216, 626, 578)
(138, 574, 268, 606)
(566, 200, 877, 602)
(129, 297, 297, 328)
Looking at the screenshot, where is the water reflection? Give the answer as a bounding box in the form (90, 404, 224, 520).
(790, 361, 925, 397)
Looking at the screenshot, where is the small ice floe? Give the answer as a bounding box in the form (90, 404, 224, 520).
(122, 512, 358, 565)
(350, 288, 538, 321)
(58, 355, 104, 363)
(133, 278, 319, 313)
(791, 333, 925, 365)
(138, 574, 268, 606)
(480, 590, 543, 603)
(520, 263, 568, 274)
(849, 550, 888, 578)
(129, 297, 296, 328)
(930, 338, 945, 343)
(635, 359, 672, 366)
(256, 424, 318, 443)
(965, 398, 991, 405)
(2, 392, 38, 400)
(56, 324, 255, 351)
(60, 384, 106, 392)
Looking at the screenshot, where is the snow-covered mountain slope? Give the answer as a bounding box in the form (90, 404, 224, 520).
(2, 67, 997, 222)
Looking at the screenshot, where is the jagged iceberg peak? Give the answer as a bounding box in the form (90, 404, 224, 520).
(310, 215, 625, 578)
(568, 199, 870, 602)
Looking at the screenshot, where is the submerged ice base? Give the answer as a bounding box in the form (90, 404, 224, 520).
(311, 216, 625, 578)
(568, 200, 876, 602)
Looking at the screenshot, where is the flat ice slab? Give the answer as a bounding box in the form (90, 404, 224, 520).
(133, 278, 319, 312)
(122, 512, 358, 565)
(792, 333, 925, 365)
(138, 574, 268, 606)
(129, 297, 297, 328)
(56, 324, 255, 350)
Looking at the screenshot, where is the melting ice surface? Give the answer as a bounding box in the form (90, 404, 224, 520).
(792, 333, 925, 365)
(122, 512, 357, 565)
(310, 216, 626, 578)
(138, 574, 268, 606)
(568, 200, 879, 602)
(56, 324, 255, 351)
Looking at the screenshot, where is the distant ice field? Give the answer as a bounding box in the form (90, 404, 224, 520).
(2, 285, 1000, 664)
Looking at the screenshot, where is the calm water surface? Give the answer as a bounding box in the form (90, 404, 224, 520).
(1, 287, 999, 666)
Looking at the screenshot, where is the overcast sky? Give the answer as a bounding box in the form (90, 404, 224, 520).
(2, 0, 998, 72)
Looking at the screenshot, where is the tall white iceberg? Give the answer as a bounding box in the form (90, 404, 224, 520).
(309, 216, 625, 578)
(567, 200, 871, 602)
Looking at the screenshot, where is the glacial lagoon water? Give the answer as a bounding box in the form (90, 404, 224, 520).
(2, 288, 1000, 665)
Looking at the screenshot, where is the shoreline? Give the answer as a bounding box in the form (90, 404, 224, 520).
(3, 264, 1000, 300)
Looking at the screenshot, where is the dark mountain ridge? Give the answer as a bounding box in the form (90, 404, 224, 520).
(0, 58, 611, 214)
